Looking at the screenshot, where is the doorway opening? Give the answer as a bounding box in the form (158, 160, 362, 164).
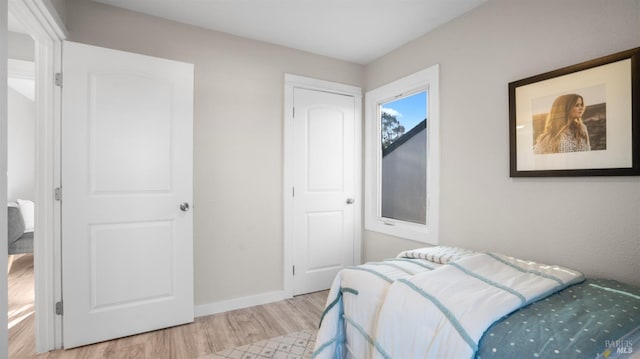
(7, 27, 37, 356)
(6, 1, 65, 353)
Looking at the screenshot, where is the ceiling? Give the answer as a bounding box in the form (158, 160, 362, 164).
(92, 0, 487, 64)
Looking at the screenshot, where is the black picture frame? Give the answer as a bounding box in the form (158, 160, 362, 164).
(509, 47, 639, 177)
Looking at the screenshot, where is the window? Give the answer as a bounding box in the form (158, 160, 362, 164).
(364, 65, 439, 244)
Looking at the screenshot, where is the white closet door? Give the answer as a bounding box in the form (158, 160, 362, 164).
(292, 88, 356, 295)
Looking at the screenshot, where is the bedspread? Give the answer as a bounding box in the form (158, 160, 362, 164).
(312, 251, 584, 359)
(477, 278, 640, 358)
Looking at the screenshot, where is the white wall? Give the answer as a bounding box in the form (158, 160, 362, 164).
(364, 0, 640, 286)
(7, 33, 36, 203)
(8, 31, 34, 61)
(63, 0, 364, 307)
(7, 87, 35, 201)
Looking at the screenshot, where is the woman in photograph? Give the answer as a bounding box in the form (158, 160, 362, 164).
(533, 93, 591, 154)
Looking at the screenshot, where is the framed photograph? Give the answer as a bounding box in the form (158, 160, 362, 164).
(509, 47, 639, 177)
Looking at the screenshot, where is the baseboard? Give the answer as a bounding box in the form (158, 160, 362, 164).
(194, 290, 291, 318)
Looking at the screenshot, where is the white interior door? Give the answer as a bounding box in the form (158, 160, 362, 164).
(292, 88, 356, 295)
(61, 41, 194, 348)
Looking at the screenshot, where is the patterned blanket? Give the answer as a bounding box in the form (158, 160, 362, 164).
(477, 278, 640, 358)
(312, 248, 584, 359)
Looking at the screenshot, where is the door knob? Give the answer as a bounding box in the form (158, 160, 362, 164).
(346, 198, 354, 204)
(180, 202, 190, 212)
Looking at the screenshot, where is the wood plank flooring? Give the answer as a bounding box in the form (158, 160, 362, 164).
(8, 254, 328, 358)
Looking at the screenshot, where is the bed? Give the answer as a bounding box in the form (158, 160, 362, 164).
(311, 247, 640, 358)
(7, 199, 35, 272)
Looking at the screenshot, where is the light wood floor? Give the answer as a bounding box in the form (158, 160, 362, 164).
(8, 254, 328, 359)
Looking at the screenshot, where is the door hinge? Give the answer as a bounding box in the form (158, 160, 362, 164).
(55, 301, 63, 315)
(292, 107, 295, 118)
(54, 72, 63, 87)
(293, 265, 295, 276)
(292, 187, 295, 197)
(54, 187, 62, 201)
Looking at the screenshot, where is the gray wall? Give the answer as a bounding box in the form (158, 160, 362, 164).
(60, 0, 640, 311)
(381, 128, 426, 224)
(48, 0, 66, 24)
(364, 0, 640, 286)
(63, 0, 364, 306)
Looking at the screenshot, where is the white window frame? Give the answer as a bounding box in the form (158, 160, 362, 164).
(364, 65, 440, 244)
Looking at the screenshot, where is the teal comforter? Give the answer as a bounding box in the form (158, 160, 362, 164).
(477, 278, 640, 358)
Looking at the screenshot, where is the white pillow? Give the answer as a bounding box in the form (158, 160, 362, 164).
(397, 246, 475, 264)
(17, 199, 35, 233)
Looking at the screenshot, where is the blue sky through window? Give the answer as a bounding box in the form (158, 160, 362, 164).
(381, 91, 427, 133)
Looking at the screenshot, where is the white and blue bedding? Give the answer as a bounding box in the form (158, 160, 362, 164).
(312, 247, 585, 359)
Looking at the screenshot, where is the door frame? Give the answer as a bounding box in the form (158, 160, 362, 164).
(8, 0, 66, 352)
(283, 74, 362, 297)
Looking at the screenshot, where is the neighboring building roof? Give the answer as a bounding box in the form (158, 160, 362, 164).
(382, 119, 426, 157)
